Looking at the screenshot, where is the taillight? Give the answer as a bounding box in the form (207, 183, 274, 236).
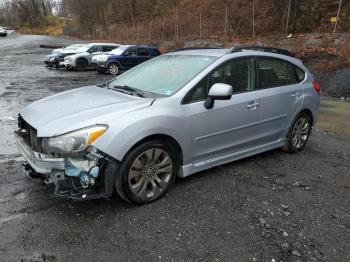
(312, 81, 321, 94)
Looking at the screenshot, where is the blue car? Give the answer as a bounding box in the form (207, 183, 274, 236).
(92, 45, 161, 75)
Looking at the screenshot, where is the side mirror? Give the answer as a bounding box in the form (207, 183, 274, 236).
(204, 83, 232, 109)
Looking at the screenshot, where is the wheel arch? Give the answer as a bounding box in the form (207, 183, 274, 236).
(76, 57, 88, 64)
(283, 107, 315, 139)
(122, 134, 184, 165)
(298, 108, 314, 126)
(107, 60, 122, 68)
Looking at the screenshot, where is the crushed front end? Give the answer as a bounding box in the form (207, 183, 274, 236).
(15, 115, 115, 200)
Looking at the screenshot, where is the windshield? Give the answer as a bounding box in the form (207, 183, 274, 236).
(75, 45, 91, 53)
(108, 55, 217, 96)
(110, 46, 128, 55)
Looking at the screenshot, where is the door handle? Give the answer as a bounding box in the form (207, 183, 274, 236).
(291, 92, 301, 98)
(246, 102, 260, 109)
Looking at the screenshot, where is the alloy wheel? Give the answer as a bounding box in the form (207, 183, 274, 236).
(291, 116, 310, 149)
(128, 148, 173, 200)
(109, 64, 119, 75)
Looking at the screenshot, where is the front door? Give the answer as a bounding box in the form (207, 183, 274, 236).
(182, 57, 263, 166)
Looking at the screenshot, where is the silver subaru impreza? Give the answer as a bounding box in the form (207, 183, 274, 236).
(15, 46, 320, 204)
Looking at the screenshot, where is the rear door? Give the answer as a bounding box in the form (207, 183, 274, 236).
(136, 47, 151, 65)
(255, 56, 304, 143)
(121, 47, 138, 69)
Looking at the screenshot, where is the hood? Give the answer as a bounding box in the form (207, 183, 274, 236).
(20, 85, 154, 137)
(66, 52, 90, 59)
(59, 49, 83, 56)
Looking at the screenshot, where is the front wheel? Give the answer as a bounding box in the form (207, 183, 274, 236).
(108, 63, 119, 75)
(115, 140, 179, 204)
(76, 59, 88, 71)
(284, 112, 312, 153)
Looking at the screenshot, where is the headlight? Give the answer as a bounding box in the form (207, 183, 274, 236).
(99, 55, 108, 62)
(65, 56, 72, 62)
(49, 57, 56, 61)
(43, 125, 107, 153)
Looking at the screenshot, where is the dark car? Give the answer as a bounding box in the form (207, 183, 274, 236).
(92, 45, 161, 75)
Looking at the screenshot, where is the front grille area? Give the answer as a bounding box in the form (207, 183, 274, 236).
(18, 115, 42, 152)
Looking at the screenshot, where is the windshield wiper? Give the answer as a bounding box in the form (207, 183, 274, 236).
(96, 82, 109, 88)
(110, 85, 145, 98)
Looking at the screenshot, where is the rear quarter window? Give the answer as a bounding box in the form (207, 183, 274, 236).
(256, 57, 295, 89)
(294, 66, 306, 83)
(150, 48, 161, 56)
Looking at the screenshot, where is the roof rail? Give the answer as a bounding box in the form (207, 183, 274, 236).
(171, 47, 224, 53)
(229, 45, 295, 57)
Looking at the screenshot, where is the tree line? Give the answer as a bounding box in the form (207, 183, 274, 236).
(0, 0, 349, 40)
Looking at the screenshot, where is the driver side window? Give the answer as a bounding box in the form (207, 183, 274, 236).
(184, 57, 255, 103)
(88, 46, 102, 53)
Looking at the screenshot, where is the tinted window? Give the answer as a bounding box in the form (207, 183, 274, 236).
(137, 48, 149, 56)
(88, 45, 102, 53)
(103, 45, 116, 52)
(257, 58, 294, 89)
(124, 47, 137, 56)
(150, 48, 161, 56)
(184, 58, 254, 103)
(294, 66, 305, 82)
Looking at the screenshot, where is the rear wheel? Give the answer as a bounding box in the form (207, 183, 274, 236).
(76, 59, 88, 71)
(108, 63, 119, 75)
(284, 112, 312, 153)
(115, 140, 179, 204)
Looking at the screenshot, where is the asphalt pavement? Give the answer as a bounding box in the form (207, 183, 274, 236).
(0, 33, 349, 262)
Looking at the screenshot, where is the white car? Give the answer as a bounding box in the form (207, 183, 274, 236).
(0, 27, 7, 37)
(62, 43, 119, 71)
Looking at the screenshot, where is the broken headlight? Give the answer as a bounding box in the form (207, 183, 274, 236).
(42, 125, 107, 153)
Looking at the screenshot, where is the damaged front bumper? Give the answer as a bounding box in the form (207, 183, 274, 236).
(15, 131, 116, 200)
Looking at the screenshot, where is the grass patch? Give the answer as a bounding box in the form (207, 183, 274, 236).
(18, 15, 66, 36)
(318, 99, 350, 136)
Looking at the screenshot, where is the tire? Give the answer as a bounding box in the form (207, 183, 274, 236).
(114, 140, 179, 205)
(283, 112, 312, 153)
(76, 59, 88, 71)
(108, 63, 119, 75)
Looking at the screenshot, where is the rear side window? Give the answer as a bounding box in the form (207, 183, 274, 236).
(294, 66, 305, 82)
(137, 48, 149, 56)
(150, 48, 161, 56)
(124, 47, 137, 56)
(257, 58, 294, 89)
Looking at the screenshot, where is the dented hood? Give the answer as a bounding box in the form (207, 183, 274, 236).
(20, 85, 154, 137)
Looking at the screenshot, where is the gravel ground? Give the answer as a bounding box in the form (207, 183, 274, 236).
(0, 33, 349, 262)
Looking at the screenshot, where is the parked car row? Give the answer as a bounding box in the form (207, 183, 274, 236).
(44, 42, 161, 75)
